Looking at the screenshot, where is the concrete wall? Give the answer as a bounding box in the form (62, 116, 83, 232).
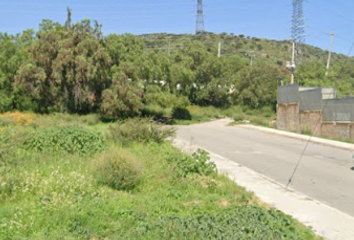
(299, 111, 322, 136)
(277, 103, 299, 132)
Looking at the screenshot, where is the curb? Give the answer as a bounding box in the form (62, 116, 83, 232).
(238, 124, 354, 151)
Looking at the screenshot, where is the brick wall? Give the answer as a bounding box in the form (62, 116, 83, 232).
(299, 111, 322, 136)
(321, 122, 354, 140)
(277, 103, 299, 132)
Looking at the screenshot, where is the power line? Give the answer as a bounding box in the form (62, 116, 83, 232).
(0, 10, 195, 15)
(305, 0, 354, 24)
(0, 3, 195, 8)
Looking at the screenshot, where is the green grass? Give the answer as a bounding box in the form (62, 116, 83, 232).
(157, 105, 277, 127)
(0, 114, 322, 240)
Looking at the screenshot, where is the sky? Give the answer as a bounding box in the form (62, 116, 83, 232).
(0, 0, 354, 55)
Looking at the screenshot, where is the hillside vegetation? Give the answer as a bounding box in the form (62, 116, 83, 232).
(1, 9, 354, 120)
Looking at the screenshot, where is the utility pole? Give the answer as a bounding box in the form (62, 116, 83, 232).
(286, 42, 296, 84)
(249, 51, 255, 67)
(244, 51, 255, 67)
(291, 42, 295, 84)
(168, 38, 171, 56)
(325, 32, 335, 76)
(218, 42, 221, 58)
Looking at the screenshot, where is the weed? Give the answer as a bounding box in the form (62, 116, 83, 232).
(0, 127, 29, 161)
(136, 206, 317, 240)
(301, 128, 313, 136)
(96, 148, 142, 191)
(0, 114, 322, 240)
(0, 112, 35, 127)
(25, 125, 106, 156)
(233, 112, 245, 122)
(108, 118, 175, 144)
(171, 149, 217, 178)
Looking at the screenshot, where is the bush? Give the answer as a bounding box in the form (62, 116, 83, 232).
(233, 112, 245, 122)
(100, 74, 144, 120)
(171, 149, 217, 178)
(187, 106, 224, 121)
(171, 107, 192, 120)
(25, 125, 106, 155)
(108, 118, 175, 144)
(96, 149, 141, 191)
(0, 112, 35, 127)
(144, 85, 190, 109)
(141, 104, 166, 118)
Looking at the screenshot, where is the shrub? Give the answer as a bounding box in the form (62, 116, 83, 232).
(0, 112, 35, 127)
(171, 107, 192, 120)
(25, 125, 106, 155)
(100, 74, 144, 120)
(144, 85, 190, 109)
(141, 104, 165, 118)
(173, 149, 217, 178)
(233, 112, 245, 122)
(108, 118, 175, 144)
(96, 149, 141, 191)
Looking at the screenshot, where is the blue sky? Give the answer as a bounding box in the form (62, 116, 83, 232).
(0, 0, 354, 55)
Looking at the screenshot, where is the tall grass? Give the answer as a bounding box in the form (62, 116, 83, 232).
(0, 114, 321, 240)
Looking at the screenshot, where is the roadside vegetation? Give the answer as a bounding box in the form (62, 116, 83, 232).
(0, 7, 341, 239)
(1, 9, 354, 120)
(0, 113, 322, 239)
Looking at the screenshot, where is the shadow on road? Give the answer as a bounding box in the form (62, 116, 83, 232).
(351, 166, 354, 171)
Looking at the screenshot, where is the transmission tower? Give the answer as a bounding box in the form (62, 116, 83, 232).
(196, 0, 205, 34)
(291, 0, 305, 67)
(292, 0, 305, 44)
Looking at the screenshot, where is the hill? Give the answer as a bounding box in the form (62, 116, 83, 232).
(1, 15, 354, 116)
(140, 32, 349, 71)
(138, 32, 354, 99)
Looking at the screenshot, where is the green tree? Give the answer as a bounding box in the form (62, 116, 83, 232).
(0, 31, 32, 112)
(236, 62, 280, 108)
(15, 13, 111, 113)
(101, 73, 144, 119)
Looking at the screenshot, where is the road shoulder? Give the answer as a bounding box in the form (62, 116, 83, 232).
(238, 124, 354, 151)
(173, 137, 354, 240)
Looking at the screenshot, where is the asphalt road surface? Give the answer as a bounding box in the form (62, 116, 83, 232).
(177, 120, 354, 217)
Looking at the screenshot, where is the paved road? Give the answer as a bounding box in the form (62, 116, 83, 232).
(177, 120, 354, 217)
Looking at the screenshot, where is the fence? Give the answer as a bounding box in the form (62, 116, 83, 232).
(277, 84, 299, 104)
(299, 88, 322, 111)
(322, 97, 354, 122)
